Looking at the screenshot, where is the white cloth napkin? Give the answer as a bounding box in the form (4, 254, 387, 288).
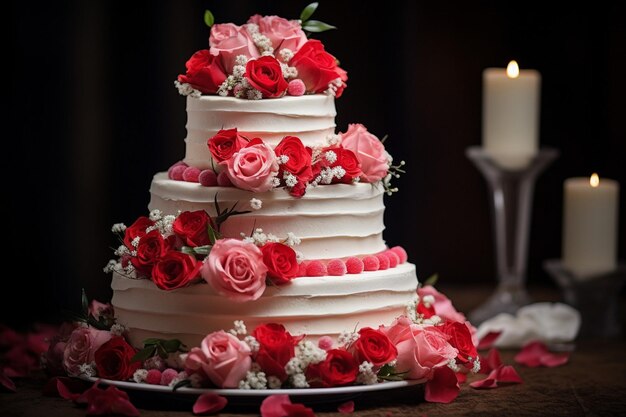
(476, 303, 581, 348)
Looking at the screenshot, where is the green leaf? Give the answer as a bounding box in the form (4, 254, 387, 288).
(207, 224, 220, 245)
(300, 2, 318, 22)
(172, 379, 192, 391)
(142, 338, 162, 347)
(131, 346, 156, 363)
(424, 273, 439, 287)
(181, 246, 195, 256)
(192, 245, 212, 256)
(302, 20, 336, 33)
(377, 363, 396, 378)
(161, 339, 184, 353)
(204, 10, 214, 28)
(81, 288, 89, 316)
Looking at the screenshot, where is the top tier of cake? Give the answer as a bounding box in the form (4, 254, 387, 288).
(184, 95, 337, 169)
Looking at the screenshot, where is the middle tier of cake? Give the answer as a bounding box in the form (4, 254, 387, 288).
(149, 173, 387, 260)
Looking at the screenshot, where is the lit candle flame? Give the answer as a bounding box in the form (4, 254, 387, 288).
(506, 60, 520, 78)
(590, 173, 600, 187)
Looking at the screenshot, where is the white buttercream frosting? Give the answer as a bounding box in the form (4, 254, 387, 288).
(184, 95, 337, 169)
(112, 263, 419, 347)
(149, 173, 387, 259)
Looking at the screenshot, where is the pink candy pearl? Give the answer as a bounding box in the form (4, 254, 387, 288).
(287, 79, 306, 96)
(199, 169, 218, 187)
(169, 164, 187, 181)
(182, 167, 201, 182)
(217, 171, 232, 187)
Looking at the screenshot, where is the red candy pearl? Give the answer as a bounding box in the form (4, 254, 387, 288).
(345, 257, 364, 274)
(362, 255, 380, 271)
(327, 259, 347, 276)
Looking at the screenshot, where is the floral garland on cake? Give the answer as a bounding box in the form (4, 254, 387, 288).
(175, 4, 347, 100)
(168, 124, 406, 198)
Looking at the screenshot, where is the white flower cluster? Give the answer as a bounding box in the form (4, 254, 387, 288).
(228, 320, 248, 336)
(285, 340, 328, 388)
(247, 23, 274, 55)
(421, 295, 435, 308)
(338, 330, 359, 347)
(78, 362, 96, 378)
(324, 150, 337, 164)
(111, 223, 126, 233)
(133, 369, 148, 383)
(239, 367, 268, 390)
(110, 323, 126, 336)
(145, 210, 176, 237)
(283, 171, 298, 187)
(284, 232, 301, 247)
(279, 48, 294, 63)
(244, 335, 260, 353)
(241, 228, 281, 247)
(278, 155, 290, 165)
(217, 55, 252, 98)
(280, 62, 298, 79)
(357, 361, 378, 385)
(174, 80, 201, 98)
(447, 358, 460, 373)
(295, 251, 304, 263)
(406, 295, 419, 322)
(250, 198, 263, 210)
(383, 160, 406, 196)
(325, 78, 343, 96)
(471, 357, 481, 374)
(310, 166, 346, 186)
(325, 133, 341, 146)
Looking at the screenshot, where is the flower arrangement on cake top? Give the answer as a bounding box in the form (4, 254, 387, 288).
(175, 4, 347, 99)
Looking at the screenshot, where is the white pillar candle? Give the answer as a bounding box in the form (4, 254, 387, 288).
(562, 173, 620, 279)
(482, 61, 541, 169)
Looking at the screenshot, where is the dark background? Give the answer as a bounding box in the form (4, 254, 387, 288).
(7, 1, 625, 326)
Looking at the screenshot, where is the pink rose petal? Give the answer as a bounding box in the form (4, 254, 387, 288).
(477, 331, 502, 350)
(0, 369, 16, 392)
(424, 366, 460, 403)
(193, 393, 228, 415)
(282, 403, 315, 417)
(338, 400, 355, 413)
(514, 341, 550, 367)
(261, 395, 292, 417)
(540, 352, 570, 368)
(495, 365, 523, 384)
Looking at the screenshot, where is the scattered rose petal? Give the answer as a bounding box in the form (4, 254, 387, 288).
(514, 341, 570, 368)
(470, 365, 522, 389)
(261, 395, 292, 417)
(469, 376, 498, 389)
(478, 348, 502, 374)
(42, 377, 88, 397)
(424, 366, 460, 403)
(86, 386, 140, 416)
(193, 393, 228, 415)
(282, 403, 315, 417)
(338, 400, 354, 413)
(0, 368, 16, 392)
(477, 331, 502, 350)
(56, 378, 81, 401)
(455, 372, 467, 383)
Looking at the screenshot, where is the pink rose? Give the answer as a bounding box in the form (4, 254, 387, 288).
(185, 330, 252, 388)
(226, 139, 279, 192)
(247, 15, 308, 54)
(63, 327, 112, 376)
(202, 238, 268, 302)
(209, 23, 259, 72)
(44, 322, 76, 376)
(340, 124, 390, 183)
(381, 317, 457, 380)
(417, 286, 467, 324)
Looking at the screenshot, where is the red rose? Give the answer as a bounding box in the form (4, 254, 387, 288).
(94, 336, 139, 381)
(436, 321, 477, 365)
(253, 324, 300, 382)
(173, 210, 214, 247)
(208, 128, 247, 164)
(151, 251, 201, 291)
(290, 40, 348, 97)
(275, 136, 313, 196)
(305, 349, 358, 387)
(261, 243, 299, 284)
(123, 216, 154, 249)
(245, 56, 288, 98)
(130, 230, 170, 276)
(352, 327, 398, 367)
(178, 49, 227, 94)
(313, 147, 362, 185)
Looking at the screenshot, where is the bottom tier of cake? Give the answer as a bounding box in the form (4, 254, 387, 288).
(111, 263, 419, 347)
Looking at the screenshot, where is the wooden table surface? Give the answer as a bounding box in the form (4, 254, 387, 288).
(2, 285, 625, 416)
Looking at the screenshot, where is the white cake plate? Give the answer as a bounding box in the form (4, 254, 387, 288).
(82, 376, 425, 399)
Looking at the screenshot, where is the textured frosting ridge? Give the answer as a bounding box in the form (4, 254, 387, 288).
(112, 263, 418, 347)
(184, 95, 337, 169)
(149, 173, 387, 259)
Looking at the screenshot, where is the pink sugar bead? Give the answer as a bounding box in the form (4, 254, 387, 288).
(167, 161, 186, 178)
(160, 368, 179, 386)
(345, 257, 364, 274)
(217, 171, 233, 187)
(362, 255, 380, 271)
(145, 369, 162, 385)
(182, 166, 201, 182)
(327, 259, 346, 276)
(306, 260, 327, 277)
(385, 251, 400, 268)
(390, 246, 408, 263)
(376, 253, 390, 270)
(318, 336, 334, 351)
(297, 262, 308, 277)
(287, 79, 306, 96)
(169, 164, 187, 181)
(198, 169, 218, 187)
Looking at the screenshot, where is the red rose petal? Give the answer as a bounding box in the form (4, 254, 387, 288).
(455, 372, 467, 383)
(477, 331, 502, 350)
(495, 365, 523, 384)
(193, 393, 228, 415)
(261, 394, 292, 417)
(479, 348, 503, 374)
(424, 366, 460, 403)
(469, 376, 498, 389)
(283, 403, 315, 417)
(56, 378, 81, 401)
(0, 369, 16, 392)
(338, 400, 355, 413)
(539, 352, 570, 368)
(514, 341, 549, 367)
